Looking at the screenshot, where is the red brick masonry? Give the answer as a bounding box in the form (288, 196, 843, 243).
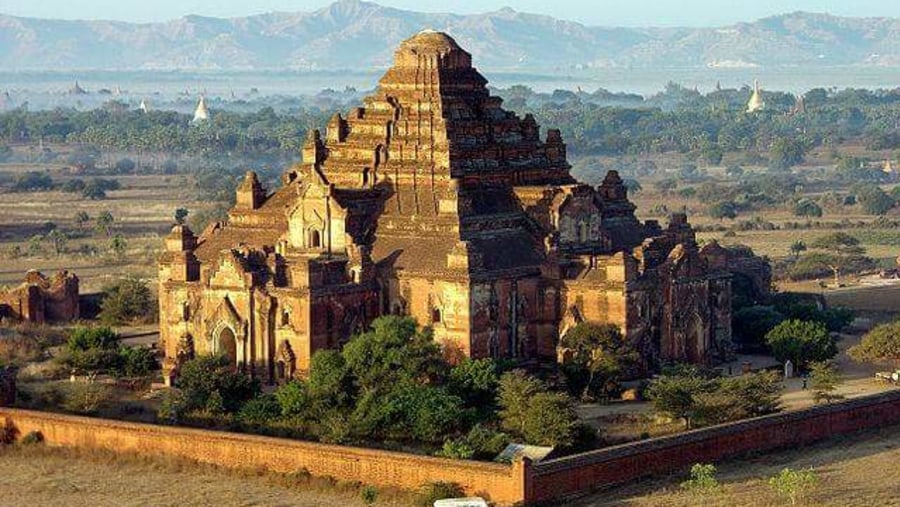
(3, 389, 900, 505)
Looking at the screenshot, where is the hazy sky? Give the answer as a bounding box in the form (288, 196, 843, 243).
(1, 0, 898, 26)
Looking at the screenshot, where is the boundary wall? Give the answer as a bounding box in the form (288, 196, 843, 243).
(4, 389, 900, 505)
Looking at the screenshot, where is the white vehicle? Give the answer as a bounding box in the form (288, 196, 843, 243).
(433, 498, 489, 507)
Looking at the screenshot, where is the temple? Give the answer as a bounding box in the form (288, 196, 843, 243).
(0, 270, 80, 324)
(158, 31, 769, 384)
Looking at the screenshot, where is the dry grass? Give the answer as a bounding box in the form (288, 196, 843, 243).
(0, 443, 416, 507)
(573, 424, 900, 506)
(0, 163, 212, 292)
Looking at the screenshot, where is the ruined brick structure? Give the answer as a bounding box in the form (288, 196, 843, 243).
(158, 31, 769, 383)
(0, 270, 79, 324)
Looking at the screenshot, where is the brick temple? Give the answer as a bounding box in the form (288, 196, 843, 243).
(158, 30, 769, 384)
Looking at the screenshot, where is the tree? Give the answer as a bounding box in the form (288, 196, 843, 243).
(855, 184, 895, 215)
(768, 468, 819, 507)
(81, 179, 107, 200)
(559, 322, 637, 400)
(110, 234, 127, 260)
(789, 240, 807, 259)
(646, 366, 716, 429)
(849, 321, 900, 367)
(177, 354, 260, 414)
(174, 207, 189, 225)
(709, 201, 738, 220)
(793, 199, 822, 218)
(74, 211, 91, 229)
(342, 316, 446, 395)
(114, 157, 136, 174)
(622, 178, 642, 193)
(13, 171, 53, 192)
(46, 229, 68, 255)
(732, 306, 784, 351)
(98, 276, 155, 325)
(765, 320, 837, 369)
(769, 137, 807, 170)
(94, 211, 114, 236)
(497, 370, 578, 447)
(725, 165, 744, 178)
(808, 232, 869, 286)
(809, 361, 843, 404)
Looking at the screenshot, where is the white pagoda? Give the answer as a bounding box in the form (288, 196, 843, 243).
(746, 80, 764, 113)
(192, 95, 210, 123)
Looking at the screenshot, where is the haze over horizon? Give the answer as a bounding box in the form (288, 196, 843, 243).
(2, 0, 899, 27)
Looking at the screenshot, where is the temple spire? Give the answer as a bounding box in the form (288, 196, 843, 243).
(746, 79, 764, 113)
(192, 95, 210, 123)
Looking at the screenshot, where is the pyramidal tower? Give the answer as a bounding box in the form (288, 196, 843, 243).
(746, 79, 764, 113)
(139, 99, 149, 113)
(192, 95, 209, 123)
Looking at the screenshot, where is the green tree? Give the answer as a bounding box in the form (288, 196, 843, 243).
(497, 370, 577, 447)
(808, 232, 869, 286)
(177, 354, 260, 414)
(765, 320, 837, 369)
(114, 157, 136, 174)
(769, 137, 807, 170)
(98, 276, 155, 325)
(46, 229, 68, 255)
(647, 366, 716, 429)
(809, 361, 843, 404)
(849, 320, 900, 367)
(81, 179, 107, 200)
(768, 468, 819, 507)
(709, 201, 738, 219)
(94, 211, 114, 236)
(559, 322, 637, 400)
(174, 207, 189, 225)
(342, 316, 446, 395)
(793, 199, 822, 218)
(789, 240, 807, 259)
(110, 234, 127, 260)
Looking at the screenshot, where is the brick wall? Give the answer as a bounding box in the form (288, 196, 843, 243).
(0, 408, 526, 505)
(4, 390, 900, 506)
(527, 389, 900, 504)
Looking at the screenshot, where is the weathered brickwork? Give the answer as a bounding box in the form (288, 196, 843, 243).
(158, 31, 769, 384)
(0, 270, 79, 324)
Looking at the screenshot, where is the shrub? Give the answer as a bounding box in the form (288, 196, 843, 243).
(360, 485, 378, 505)
(61, 382, 112, 414)
(498, 370, 578, 447)
(99, 276, 156, 325)
(680, 463, 720, 495)
(768, 468, 819, 506)
(178, 355, 260, 414)
(416, 482, 465, 506)
(119, 346, 159, 377)
(237, 394, 281, 427)
(20, 430, 44, 445)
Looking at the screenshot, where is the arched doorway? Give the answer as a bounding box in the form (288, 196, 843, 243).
(217, 326, 238, 367)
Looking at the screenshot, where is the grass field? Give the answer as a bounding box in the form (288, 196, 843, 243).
(574, 424, 900, 506)
(0, 444, 413, 507)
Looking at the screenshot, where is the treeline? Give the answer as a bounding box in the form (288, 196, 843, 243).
(0, 104, 327, 157)
(511, 84, 900, 159)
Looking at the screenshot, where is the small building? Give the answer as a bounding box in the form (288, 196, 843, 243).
(0, 270, 80, 323)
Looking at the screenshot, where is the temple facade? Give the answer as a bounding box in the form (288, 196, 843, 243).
(158, 31, 770, 384)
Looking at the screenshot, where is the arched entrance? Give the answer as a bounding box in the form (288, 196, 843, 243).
(216, 325, 238, 367)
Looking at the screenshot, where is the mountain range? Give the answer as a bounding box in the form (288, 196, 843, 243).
(1, 0, 898, 71)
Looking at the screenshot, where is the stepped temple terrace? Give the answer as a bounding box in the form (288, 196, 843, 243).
(158, 30, 770, 384)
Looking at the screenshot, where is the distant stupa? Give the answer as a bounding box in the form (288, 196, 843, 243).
(69, 80, 87, 95)
(746, 79, 764, 113)
(192, 95, 209, 123)
(789, 94, 805, 115)
(139, 99, 149, 113)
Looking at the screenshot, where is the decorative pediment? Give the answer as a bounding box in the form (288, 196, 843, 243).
(205, 296, 244, 339)
(209, 251, 248, 288)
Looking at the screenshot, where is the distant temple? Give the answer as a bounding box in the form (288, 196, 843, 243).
(139, 99, 149, 113)
(158, 31, 770, 384)
(746, 80, 764, 113)
(0, 270, 80, 324)
(192, 96, 209, 123)
(69, 80, 87, 95)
